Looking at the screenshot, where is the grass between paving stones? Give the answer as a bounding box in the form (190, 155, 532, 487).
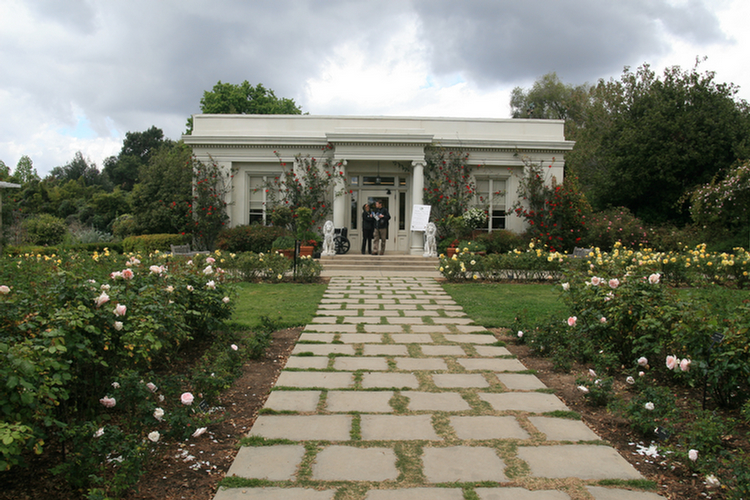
(349, 413, 362, 440)
(389, 392, 409, 413)
(544, 410, 581, 419)
(596, 478, 658, 490)
(232, 282, 327, 329)
(442, 283, 565, 328)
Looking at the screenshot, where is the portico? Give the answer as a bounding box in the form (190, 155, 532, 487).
(184, 115, 572, 254)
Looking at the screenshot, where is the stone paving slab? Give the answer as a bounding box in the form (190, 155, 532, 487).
(365, 488, 465, 500)
(421, 345, 466, 356)
(479, 392, 569, 413)
(409, 325, 451, 333)
(449, 416, 530, 440)
(339, 333, 383, 343)
(454, 325, 490, 333)
(405, 391, 472, 411)
(365, 324, 406, 333)
(432, 317, 474, 325)
(390, 333, 434, 343)
(363, 344, 409, 356)
(362, 372, 420, 389)
(299, 333, 336, 342)
(474, 346, 513, 356)
(517, 445, 643, 480)
(496, 374, 547, 390)
(292, 344, 355, 356)
(303, 324, 359, 333)
(326, 391, 394, 413)
(528, 417, 601, 442)
(249, 415, 351, 441)
(361, 414, 441, 440)
(226, 445, 305, 480)
(394, 357, 448, 371)
(475, 488, 572, 500)
(387, 316, 428, 324)
(311, 317, 338, 324)
(285, 356, 330, 369)
(457, 358, 528, 372)
(343, 316, 385, 324)
(443, 333, 497, 344)
(214, 488, 335, 500)
(433, 373, 490, 388)
(264, 391, 321, 412)
(312, 446, 398, 481)
(276, 372, 354, 389)
(422, 446, 508, 482)
(333, 357, 389, 371)
(586, 486, 665, 500)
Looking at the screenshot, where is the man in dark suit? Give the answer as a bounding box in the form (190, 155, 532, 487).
(373, 200, 390, 255)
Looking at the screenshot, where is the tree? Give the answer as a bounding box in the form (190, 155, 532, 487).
(689, 159, 750, 243)
(567, 62, 750, 224)
(510, 72, 591, 140)
(131, 142, 193, 234)
(13, 155, 39, 184)
(0, 160, 10, 180)
(185, 81, 302, 133)
(103, 126, 170, 190)
(48, 151, 108, 188)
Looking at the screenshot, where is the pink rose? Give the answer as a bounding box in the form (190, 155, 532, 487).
(95, 291, 110, 308)
(100, 396, 116, 408)
(648, 273, 661, 284)
(689, 449, 698, 462)
(122, 269, 134, 280)
(666, 355, 678, 371)
(110, 271, 122, 279)
(567, 316, 577, 327)
(222, 296, 230, 304)
(231, 344, 238, 351)
(600, 317, 607, 324)
(206, 257, 216, 264)
(591, 276, 601, 286)
(637, 357, 648, 367)
(608, 278, 620, 289)
(114, 321, 123, 331)
(146, 382, 158, 393)
(203, 265, 213, 275)
(679, 358, 691, 372)
(113, 303, 127, 316)
(180, 392, 194, 405)
(0, 285, 10, 294)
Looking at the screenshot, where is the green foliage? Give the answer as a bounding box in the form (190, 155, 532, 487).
(689, 159, 750, 233)
(474, 230, 523, 254)
(216, 224, 286, 253)
(583, 207, 649, 251)
(575, 372, 614, 407)
(0, 422, 39, 471)
(421, 148, 480, 239)
(512, 157, 591, 252)
(122, 233, 186, 253)
(622, 385, 678, 437)
(226, 251, 291, 281)
(21, 213, 67, 245)
(569, 62, 750, 224)
(271, 235, 296, 250)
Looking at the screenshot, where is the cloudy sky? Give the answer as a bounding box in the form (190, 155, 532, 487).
(1, 0, 747, 177)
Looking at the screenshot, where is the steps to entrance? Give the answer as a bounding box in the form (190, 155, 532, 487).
(319, 254, 441, 277)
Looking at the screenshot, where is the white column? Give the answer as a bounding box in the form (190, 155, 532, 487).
(333, 160, 347, 229)
(410, 160, 425, 255)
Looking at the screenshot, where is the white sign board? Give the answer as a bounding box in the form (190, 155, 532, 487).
(410, 204, 431, 231)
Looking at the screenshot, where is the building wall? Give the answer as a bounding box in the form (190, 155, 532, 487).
(184, 115, 573, 253)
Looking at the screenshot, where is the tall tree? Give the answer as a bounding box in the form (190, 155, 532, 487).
(569, 63, 750, 224)
(510, 72, 591, 140)
(0, 159, 10, 180)
(13, 155, 40, 184)
(185, 81, 302, 133)
(103, 126, 169, 190)
(49, 151, 108, 188)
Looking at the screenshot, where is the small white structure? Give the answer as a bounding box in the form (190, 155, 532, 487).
(423, 222, 437, 257)
(321, 220, 336, 257)
(184, 115, 572, 254)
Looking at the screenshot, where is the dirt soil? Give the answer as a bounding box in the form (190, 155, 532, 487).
(1, 326, 737, 500)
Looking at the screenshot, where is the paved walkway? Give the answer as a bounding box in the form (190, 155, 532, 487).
(214, 277, 664, 500)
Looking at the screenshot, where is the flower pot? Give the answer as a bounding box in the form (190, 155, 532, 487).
(299, 245, 314, 257)
(278, 249, 295, 259)
(446, 247, 457, 258)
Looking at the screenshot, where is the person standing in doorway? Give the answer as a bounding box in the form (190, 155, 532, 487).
(361, 203, 375, 254)
(373, 200, 390, 255)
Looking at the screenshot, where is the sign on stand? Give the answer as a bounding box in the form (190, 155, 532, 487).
(410, 204, 431, 231)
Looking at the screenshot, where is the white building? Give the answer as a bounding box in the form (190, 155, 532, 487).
(184, 115, 572, 254)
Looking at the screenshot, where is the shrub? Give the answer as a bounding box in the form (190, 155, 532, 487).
(271, 235, 296, 250)
(122, 233, 187, 253)
(216, 224, 286, 253)
(583, 207, 649, 251)
(21, 214, 67, 245)
(111, 213, 137, 239)
(475, 230, 522, 254)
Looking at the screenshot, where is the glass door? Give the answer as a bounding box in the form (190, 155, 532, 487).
(362, 190, 397, 253)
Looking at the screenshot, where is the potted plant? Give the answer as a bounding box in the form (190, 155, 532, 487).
(294, 207, 317, 257)
(271, 235, 296, 259)
(445, 239, 460, 258)
(463, 207, 488, 238)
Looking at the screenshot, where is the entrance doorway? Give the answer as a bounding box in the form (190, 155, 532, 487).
(362, 190, 398, 253)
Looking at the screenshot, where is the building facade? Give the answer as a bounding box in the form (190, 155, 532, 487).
(184, 115, 573, 255)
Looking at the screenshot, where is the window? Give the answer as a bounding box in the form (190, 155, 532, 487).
(248, 175, 266, 224)
(474, 177, 507, 231)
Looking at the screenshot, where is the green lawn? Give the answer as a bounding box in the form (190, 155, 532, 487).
(442, 282, 567, 328)
(231, 282, 327, 330)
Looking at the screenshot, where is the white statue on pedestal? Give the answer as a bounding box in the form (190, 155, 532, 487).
(321, 220, 336, 256)
(423, 222, 437, 257)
